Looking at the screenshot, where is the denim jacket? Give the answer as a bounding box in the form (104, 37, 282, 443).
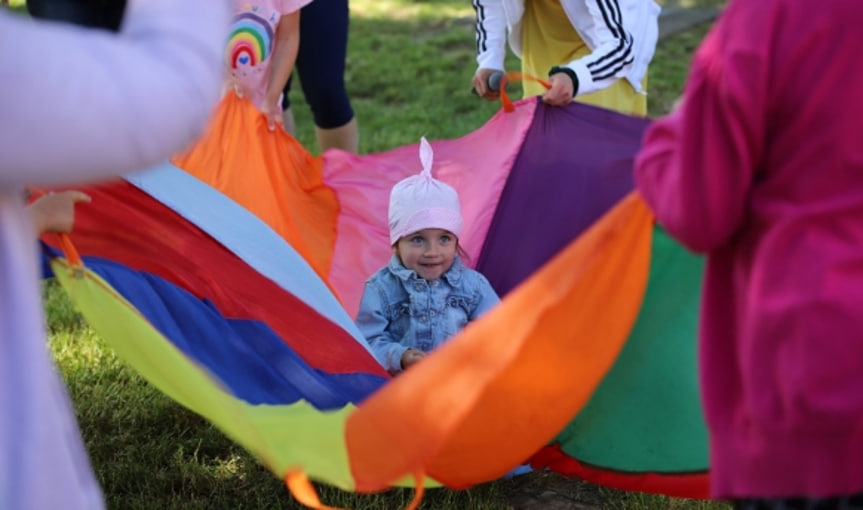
(356, 255, 500, 374)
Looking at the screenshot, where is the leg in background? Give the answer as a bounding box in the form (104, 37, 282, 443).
(288, 0, 359, 153)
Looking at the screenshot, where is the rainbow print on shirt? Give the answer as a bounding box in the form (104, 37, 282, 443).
(227, 11, 274, 70)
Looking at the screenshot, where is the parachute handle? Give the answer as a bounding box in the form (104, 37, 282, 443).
(284, 468, 426, 510)
(500, 71, 551, 113)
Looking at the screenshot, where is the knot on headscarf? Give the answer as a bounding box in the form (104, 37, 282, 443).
(387, 137, 464, 245)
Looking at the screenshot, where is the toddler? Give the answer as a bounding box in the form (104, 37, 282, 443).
(356, 138, 500, 374)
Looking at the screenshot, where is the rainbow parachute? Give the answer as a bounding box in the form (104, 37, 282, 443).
(41, 94, 709, 506)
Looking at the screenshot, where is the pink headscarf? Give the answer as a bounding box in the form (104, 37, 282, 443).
(388, 137, 464, 245)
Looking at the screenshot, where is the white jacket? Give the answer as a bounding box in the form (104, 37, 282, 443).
(473, 0, 661, 95)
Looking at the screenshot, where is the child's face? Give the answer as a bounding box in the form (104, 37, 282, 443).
(394, 228, 457, 281)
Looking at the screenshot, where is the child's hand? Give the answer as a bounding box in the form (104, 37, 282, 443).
(29, 190, 91, 235)
(542, 72, 575, 106)
(230, 75, 245, 98)
(260, 96, 284, 132)
(472, 68, 502, 100)
(222, 74, 246, 100)
(400, 348, 426, 371)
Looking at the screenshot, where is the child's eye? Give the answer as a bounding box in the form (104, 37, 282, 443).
(410, 236, 424, 244)
(439, 235, 452, 243)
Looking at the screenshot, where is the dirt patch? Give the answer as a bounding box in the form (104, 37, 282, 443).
(500, 471, 604, 510)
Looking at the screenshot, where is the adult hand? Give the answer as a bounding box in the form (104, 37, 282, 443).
(541, 72, 575, 107)
(29, 190, 91, 235)
(400, 348, 426, 371)
(472, 68, 502, 100)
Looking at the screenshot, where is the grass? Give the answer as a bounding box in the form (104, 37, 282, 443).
(13, 1, 726, 508)
(289, 0, 508, 154)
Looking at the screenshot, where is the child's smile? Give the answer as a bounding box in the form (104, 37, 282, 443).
(395, 228, 457, 281)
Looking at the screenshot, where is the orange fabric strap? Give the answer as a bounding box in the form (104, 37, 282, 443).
(500, 71, 551, 112)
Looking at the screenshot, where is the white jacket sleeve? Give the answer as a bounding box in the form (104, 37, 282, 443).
(0, 0, 229, 186)
(564, 0, 636, 96)
(473, 0, 508, 71)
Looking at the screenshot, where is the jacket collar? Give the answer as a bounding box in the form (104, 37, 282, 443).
(387, 255, 464, 287)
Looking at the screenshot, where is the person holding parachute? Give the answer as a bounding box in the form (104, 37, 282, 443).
(471, 0, 660, 116)
(0, 0, 227, 507)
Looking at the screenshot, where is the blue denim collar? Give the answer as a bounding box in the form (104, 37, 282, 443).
(386, 254, 464, 287)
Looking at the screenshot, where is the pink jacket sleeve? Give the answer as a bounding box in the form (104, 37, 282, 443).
(0, 0, 229, 186)
(634, 6, 768, 253)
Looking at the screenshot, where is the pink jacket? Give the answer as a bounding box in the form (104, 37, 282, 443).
(636, 0, 863, 499)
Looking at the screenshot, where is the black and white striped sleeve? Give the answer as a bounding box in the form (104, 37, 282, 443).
(566, 0, 636, 95)
(472, 0, 508, 71)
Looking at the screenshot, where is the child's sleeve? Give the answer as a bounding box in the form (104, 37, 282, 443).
(561, 0, 656, 96)
(473, 0, 508, 72)
(355, 282, 408, 374)
(470, 273, 500, 320)
(634, 7, 767, 253)
(278, 0, 312, 14)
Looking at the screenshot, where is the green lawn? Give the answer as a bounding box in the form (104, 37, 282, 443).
(10, 1, 728, 508)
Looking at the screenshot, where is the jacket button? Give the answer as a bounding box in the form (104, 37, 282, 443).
(420, 315, 427, 322)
